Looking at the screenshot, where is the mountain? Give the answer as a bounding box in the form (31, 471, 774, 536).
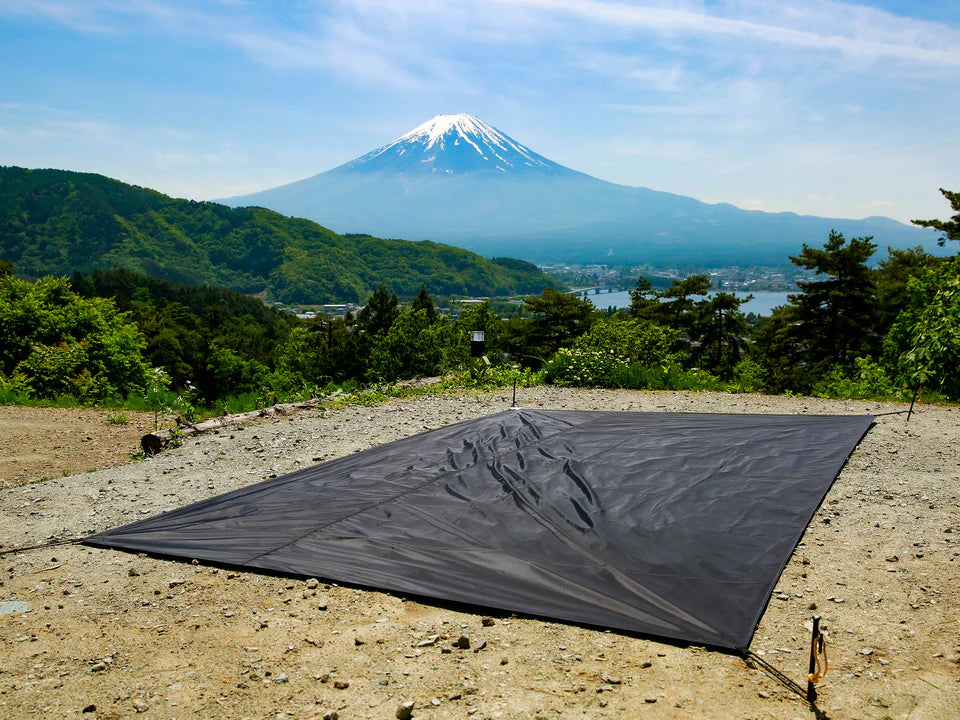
(0, 166, 562, 304)
(220, 113, 941, 266)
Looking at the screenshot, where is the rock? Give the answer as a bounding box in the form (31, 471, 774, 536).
(82, 704, 96, 713)
(274, 672, 288, 684)
(354, 636, 365, 646)
(758, 691, 770, 699)
(453, 634, 471, 649)
(317, 600, 328, 611)
(334, 679, 350, 689)
(481, 616, 495, 627)
(133, 700, 149, 713)
(644, 697, 658, 703)
(89, 662, 107, 673)
(323, 712, 339, 720)
(396, 700, 415, 719)
(168, 579, 186, 588)
(306, 578, 320, 589)
(127, 567, 140, 577)
(603, 674, 622, 685)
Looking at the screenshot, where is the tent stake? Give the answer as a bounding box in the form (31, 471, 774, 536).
(906, 384, 920, 422)
(512, 378, 518, 408)
(807, 615, 821, 702)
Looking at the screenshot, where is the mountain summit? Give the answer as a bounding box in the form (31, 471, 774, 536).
(221, 115, 935, 265)
(339, 113, 576, 177)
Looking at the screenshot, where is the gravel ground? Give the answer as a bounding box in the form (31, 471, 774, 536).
(1, 387, 958, 720)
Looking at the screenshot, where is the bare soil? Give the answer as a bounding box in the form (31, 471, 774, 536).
(1, 388, 958, 720)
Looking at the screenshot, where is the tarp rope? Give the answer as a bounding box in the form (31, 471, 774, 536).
(0, 537, 83, 557)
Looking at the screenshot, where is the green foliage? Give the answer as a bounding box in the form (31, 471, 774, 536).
(752, 231, 880, 393)
(812, 357, 903, 401)
(516, 287, 596, 362)
(0, 275, 151, 401)
(912, 188, 960, 247)
(571, 316, 682, 366)
(883, 256, 960, 399)
(106, 411, 129, 425)
(367, 309, 457, 382)
(543, 348, 629, 387)
(0, 166, 562, 304)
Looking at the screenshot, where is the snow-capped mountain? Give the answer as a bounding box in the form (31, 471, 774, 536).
(338, 113, 577, 177)
(220, 114, 933, 266)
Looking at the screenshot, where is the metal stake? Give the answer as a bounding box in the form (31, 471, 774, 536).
(807, 615, 821, 703)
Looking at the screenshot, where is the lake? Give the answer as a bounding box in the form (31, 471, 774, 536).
(581, 290, 792, 317)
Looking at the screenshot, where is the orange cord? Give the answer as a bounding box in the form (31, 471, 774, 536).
(807, 632, 829, 684)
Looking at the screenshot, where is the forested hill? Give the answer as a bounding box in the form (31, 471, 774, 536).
(0, 166, 562, 303)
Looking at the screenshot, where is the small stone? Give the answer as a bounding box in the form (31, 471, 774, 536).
(323, 712, 339, 720)
(860, 648, 873, 656)
(644, 697, 658, 703)
(603, 674, 622, 685)
(317, 600, 328, 611)
(89, 662, 107, 673)
(128, 568, 140, 577)
(885, 556, 899, 563)
(306, 578, 320, 589)
(758, 691, 770, 699)
(453, 634, 470, 649)
(481, 616, 495, 627)
(355, 636, 365, 646)
(334, 679, 350, 690)
(133, 700, 149, 713)
(640, 661, 652, 669)
(168, 579, 186, 588)
(396, 700, 415, 719)
(82, 704, 96, 713)
(274, 673, 288, 684)
(599, 699, 608, 707)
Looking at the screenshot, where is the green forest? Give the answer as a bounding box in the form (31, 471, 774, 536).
(0, 166, 560, 303)
(0, 188, 957, 420)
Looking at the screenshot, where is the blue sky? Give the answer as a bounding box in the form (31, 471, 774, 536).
(1, 0, 957, 225)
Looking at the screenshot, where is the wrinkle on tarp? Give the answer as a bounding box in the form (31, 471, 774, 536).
(85, 409, 873, 650)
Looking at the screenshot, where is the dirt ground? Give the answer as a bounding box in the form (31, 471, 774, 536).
(0, 388, 958, 720)
(0, 406, 157, 489)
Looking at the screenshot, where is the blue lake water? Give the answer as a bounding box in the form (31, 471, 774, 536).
(582, 290, 792, 317)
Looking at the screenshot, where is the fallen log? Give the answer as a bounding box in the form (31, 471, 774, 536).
(140, 397, 325, 456)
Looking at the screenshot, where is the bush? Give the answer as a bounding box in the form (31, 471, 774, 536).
(543, 348, 629, 387)
(812, 357, 903, 400)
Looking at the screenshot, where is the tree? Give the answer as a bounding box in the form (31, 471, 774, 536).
(628, 277, 658, 320)
(0, 275, 151, 400)
(411, 284, 438, 323)
(694, 292, 751, 379)
(522, 287, 596, 361)
(657, 274, 712, 331)
(753, 231, 879, 392)
(912, 188, 960, 247)
(873, 246, 940, 334)
(358, 284, 400, 337)
(0, 259, 13, 278)
(883, 255, 960, 399)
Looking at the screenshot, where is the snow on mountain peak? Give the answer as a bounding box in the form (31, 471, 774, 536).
(341, 113, 569, 177)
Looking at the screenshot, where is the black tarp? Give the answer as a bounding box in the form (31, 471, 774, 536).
(86, 409, 873, 650)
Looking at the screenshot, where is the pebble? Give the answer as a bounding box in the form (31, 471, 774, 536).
(334, 679, 350, 689)
(454, 634, 471, 649)
(396, 700, 415, 719)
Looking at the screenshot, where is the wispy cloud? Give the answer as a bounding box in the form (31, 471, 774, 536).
(501, 0, 960, 66)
